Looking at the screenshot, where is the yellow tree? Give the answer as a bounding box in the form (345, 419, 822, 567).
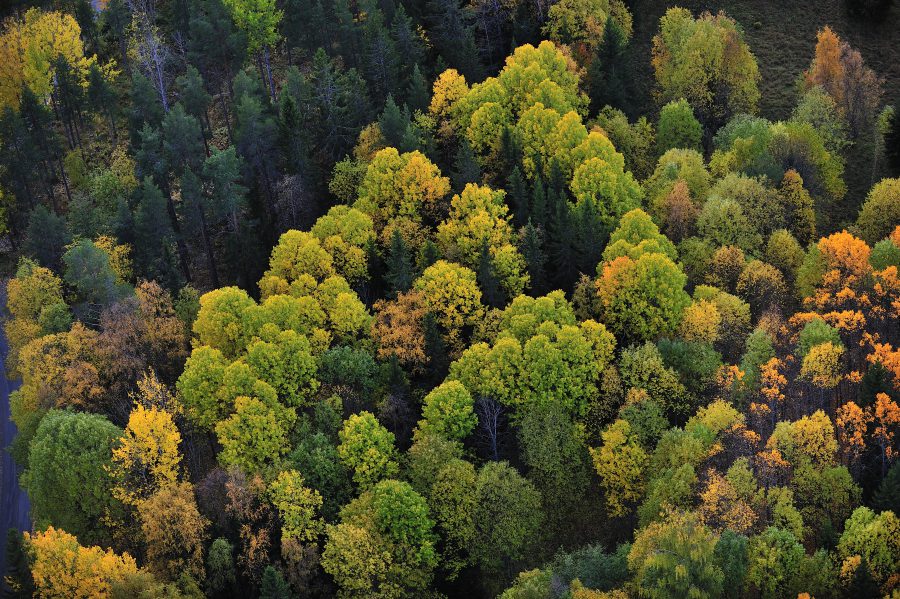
(109, 403, 183, 506)
(413, 260, 483, 348)
(26, 526, 139, 598)
(590, 419, 648, 517)
(0, 9, 98, 110)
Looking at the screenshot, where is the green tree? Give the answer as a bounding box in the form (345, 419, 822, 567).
(337, 412, 400, 490)
(590, 419, 648, 517)
(651, 8, 760, 130)
(215, 397, 295, 472)
(416, 380, 477, 442)
(322, 479, 438, 598)
(22, 410, 123, 546)
(628, 510, 724, 599)
(472, 461, 543, 579)
(595, 252, 690, 344)
(657, 98, 702, 153)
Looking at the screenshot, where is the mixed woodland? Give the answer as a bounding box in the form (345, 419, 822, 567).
(0, 0, 899, 596)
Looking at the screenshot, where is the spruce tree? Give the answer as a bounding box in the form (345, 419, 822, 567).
(406, 63, 430, 113)
(588, 16, 628, 113)
(477, 242, 504, 308)
(379, 94, 411, 148)
(385, 229, 414, 296)
(507, 166, 529, 227)
(260, 566, 292, 599)
(451, 139, 482, 192)
(521, 220, 547, 296)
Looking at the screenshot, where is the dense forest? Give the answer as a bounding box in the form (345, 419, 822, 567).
(0, 0, 898, 596)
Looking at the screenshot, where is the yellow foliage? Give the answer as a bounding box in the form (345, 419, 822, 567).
(26, 526, 139, 598)
(110, 403, 182, 506)
(698, 470, 757, 534)
(94, 235, 133, 284)
(800, 341, 844, 388)
(679, 299, 721, 343)
(0, 9, 98, 110)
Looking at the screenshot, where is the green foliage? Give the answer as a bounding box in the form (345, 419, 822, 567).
(657, 98, 702, 154)
(417, 380, 477, 442)
(22, 410, 123, 546)
(472, 461, 543, 576)
(628, 510, 724, 599)
(337, 412, 400, 490)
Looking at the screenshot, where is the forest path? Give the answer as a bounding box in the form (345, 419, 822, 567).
(0, 281, 31, 589)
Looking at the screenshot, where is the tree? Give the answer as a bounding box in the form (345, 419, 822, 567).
(322, 479, 438, 597)
(191, 286, 255, 358)
(215, 397, 295, 472)
(246, 329, 319, 408)
(857, 178, 900, 245)
(0, 9, 98, 110)
(595, 252, 690, 343)
(384, 229, 415, 296)
(63, 238, 127, 306)
(205, 538, 236, 597)
(22, 410, 123, 546)
(267, 469, 323, 543)
(804, 26, 883, 137)
(416, 380, 477, 442)
(5, 259, 66, 376)
(838, 507, 900, 592)
(657, 98, 702, 153)
(628, 510, 724, 599)
(587, 16, 629, 111)
(745, 527, 807, 599)
(138, 482, 209, 582)
(222, 0, 281, 101)
(25, 526, 139, 598)
(413, 260, 483, 347)
(590, 419, 648, 517)
(259, 566, 291, 599)
(372, 290, 428, 370)
(22, 206, 71, 272)
(651, 8, 760, 130)
(110, 403, 182, 506)
(472, 461, 543, 578)
(337, 411, 400, 490)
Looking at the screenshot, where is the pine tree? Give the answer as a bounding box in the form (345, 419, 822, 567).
(260, 566, 292, 599)
(451, 139, 482, 192)
(406, 63, 430, 113)
(379, 94, 411, 148)
(419, 239, 440, 271)
(392, 5, 425, 84)
(423, 311, 449, 383)
(88, 64, 119, 143)
(385, 229, 414, 297)
(507, 166, 529, 227)
(522, 220, 547, 296)
(531, 175, 548, 227)
(131, 72, 165, 143)
(363, 8, 401, 104)
(134, 178, 183, 290)
(573, 195, 605, 275)
(176, 65, 211, 149)
(588, 16, 628, 113)
(477, 242, 504, 308)
(547, 191, 578, 290)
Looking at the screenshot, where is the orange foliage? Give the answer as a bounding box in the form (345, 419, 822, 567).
(872, 393, 900, 466)
(835, 401, 871, 464)
(805, 26, 845, 104)
(372, 290, 428, 370)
